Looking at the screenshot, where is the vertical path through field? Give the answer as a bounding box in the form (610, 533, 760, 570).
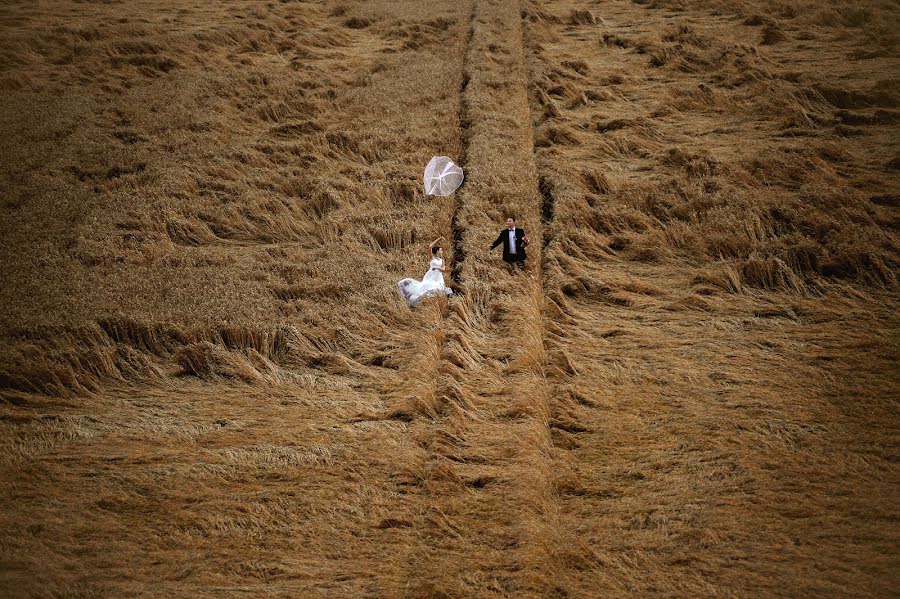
(448, 1, 476, 287)
(398, 0, 565, 596)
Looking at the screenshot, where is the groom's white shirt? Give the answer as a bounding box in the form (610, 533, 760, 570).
(508, 228, 516, 254)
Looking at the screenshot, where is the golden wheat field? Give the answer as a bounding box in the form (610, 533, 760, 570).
(0, 0, 898, 596)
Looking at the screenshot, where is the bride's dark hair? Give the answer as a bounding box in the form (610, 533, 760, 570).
(431, 246, 441, 255)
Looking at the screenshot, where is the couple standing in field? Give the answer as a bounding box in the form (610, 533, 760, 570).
(397, 217, 528, 306)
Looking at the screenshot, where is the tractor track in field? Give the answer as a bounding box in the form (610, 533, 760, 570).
(396, 0, 569, 595)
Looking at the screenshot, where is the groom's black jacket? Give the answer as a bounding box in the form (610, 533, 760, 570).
(491, 227, 527, 262)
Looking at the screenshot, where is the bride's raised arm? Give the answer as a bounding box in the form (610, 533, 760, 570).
(429, 236, 444, 254)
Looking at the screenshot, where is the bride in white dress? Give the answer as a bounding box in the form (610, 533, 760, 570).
(398, 237, 453, 306)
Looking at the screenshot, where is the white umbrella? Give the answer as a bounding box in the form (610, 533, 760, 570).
(423, 156, 464, 196)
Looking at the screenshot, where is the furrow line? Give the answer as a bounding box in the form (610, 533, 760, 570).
(398, 0, 561, 595)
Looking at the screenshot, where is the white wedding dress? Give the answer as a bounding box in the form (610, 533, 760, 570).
(398, 257, 452, 306)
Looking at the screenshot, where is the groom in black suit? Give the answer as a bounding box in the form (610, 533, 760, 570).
(490, 217, 528, 269)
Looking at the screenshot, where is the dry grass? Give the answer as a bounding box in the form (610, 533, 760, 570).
(524, 0, 899, 595)
(1, 0, 898, 596)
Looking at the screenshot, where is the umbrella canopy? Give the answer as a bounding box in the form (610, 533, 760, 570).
(423, 156, 464, 197)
